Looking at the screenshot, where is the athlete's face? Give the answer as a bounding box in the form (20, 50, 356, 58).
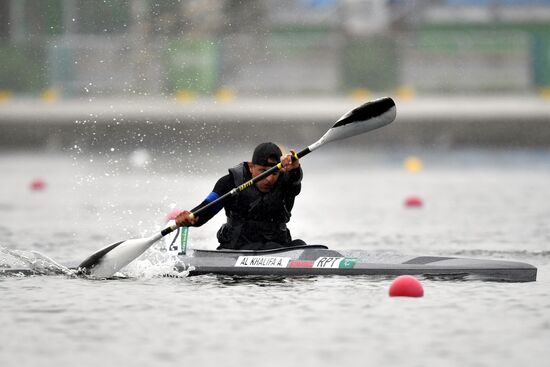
(248, 159, 280, 193)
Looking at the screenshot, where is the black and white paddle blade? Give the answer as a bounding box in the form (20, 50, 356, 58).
(78, 241, 124, 271)
(308, 97, 396, 152)
(78, 233, 163, 278)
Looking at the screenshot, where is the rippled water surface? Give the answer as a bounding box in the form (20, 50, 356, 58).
(1, 148, 550, 367)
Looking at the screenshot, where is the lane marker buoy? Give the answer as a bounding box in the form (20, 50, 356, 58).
(165, 209, 182, 222)
(404, 156, 423, 173)
(30, 178, 46, 191)
(389, 275, 424, 297)
(404, 196, 423, 208)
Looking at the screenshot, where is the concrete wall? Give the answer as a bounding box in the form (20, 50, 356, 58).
(1, 96, 549, 152)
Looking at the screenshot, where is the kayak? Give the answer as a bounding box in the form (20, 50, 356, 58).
(0, 244, 537, 282)
(174, 245, 537, 282)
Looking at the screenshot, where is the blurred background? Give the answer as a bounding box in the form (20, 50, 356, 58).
(1, 0, 550, 151)
(2, 0, 550, 97)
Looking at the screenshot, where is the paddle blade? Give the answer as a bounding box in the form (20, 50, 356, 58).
(78, 233, 162, 278)
(308, 97, 396, 151)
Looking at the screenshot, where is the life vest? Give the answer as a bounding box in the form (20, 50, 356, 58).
(217, 162, 295, 249)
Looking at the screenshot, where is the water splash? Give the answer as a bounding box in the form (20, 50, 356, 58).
(0, 247, 77, 277)
(116, 241, 191, 279)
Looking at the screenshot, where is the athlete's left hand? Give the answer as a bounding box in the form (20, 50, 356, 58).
(280, 149, 300, 172)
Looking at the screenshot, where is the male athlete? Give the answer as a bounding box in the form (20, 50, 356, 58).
(175, 142, 305, 250)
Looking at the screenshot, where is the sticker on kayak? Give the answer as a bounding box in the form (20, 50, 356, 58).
(313, 257, 358, 269)
(235, 256, 291, 268)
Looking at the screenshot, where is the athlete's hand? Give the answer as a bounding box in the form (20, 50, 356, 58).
(280, 150, 300, 172)
(175, 210, 198, 227)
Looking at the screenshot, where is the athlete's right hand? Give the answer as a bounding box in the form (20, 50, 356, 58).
(175, 210, 198, 227)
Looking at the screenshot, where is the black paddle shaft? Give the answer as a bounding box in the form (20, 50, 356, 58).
(194, 148, 308, 217)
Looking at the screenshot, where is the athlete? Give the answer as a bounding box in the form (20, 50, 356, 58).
(175, 142, 305, 250)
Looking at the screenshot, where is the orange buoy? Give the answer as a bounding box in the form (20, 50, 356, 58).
(389, 275, 424, 297)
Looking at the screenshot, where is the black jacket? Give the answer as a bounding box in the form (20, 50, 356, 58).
(191, 162, 302, 249)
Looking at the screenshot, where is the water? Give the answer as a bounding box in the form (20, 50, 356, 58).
(1, 148, 550, 367)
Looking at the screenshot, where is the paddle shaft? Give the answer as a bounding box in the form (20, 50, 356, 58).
(160, 148, 308, 237)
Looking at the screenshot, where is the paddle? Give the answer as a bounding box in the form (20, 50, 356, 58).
(78, 97, 396, 278)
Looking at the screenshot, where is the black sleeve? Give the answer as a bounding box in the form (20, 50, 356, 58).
(281, 167, 302, 212)
(190, 174, 234, 227)
(284, 166, 303, 196)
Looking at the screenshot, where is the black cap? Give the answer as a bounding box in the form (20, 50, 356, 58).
(252, 142, 282, 167)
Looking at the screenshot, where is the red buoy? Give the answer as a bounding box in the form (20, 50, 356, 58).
(404, 196, 423, 208)
(30, 178, 46, 191)
(389, 275, 424, 297)
(165, 208, 182, 221)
